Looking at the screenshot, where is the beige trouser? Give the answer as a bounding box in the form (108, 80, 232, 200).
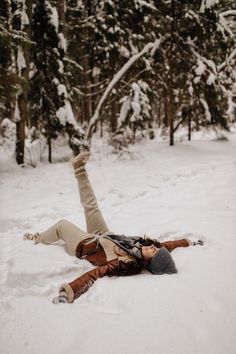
(37, 172, 110, 256)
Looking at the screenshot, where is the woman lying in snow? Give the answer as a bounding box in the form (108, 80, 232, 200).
(24, 151, 203, 303)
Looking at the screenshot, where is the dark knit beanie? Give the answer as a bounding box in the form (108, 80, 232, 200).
(146, 247, 177, 275)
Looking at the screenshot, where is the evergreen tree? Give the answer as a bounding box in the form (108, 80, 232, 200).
(0, 0, 32, 163)
(30, 0, 85, 162)
(1, 0, 235, 160)
(150, 0, 235, 145)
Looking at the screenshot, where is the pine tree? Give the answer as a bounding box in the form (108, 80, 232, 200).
(14, 0, 32, 164)
(113, 80, 152, 147)
(30, 0, 85, 162)
(0, 0, 32, 163)
(0, 4, 14, 121)
(80, 0, 157, 136)
(150, 0, 235, 145)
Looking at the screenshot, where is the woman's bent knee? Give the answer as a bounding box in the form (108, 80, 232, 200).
(58, 219, 70, 227)
(58, 219, 79, 235)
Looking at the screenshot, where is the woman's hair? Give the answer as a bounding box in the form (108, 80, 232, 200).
(108, 236, 162, 277)
(114, 259, 144, 276)
(138, 236, 162, 248)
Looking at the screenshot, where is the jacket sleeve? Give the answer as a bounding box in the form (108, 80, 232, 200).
(59, 259, 119, 303)
(161, 239, 191, 252)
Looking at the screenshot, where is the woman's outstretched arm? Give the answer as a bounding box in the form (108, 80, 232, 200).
(161, 238, 204, 252)
(54, 260, 119, 303)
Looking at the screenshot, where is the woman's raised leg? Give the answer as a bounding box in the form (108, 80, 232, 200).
(72, 152, 110, 235)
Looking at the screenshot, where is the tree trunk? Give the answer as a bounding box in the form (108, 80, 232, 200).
(15, 119, 25, 164)
(47, 133, 52, 163)
(163, 90, 168, 127)
(25, 0, 32, 128)
(188, 115, 191, 140)
(15, 0, 32, 164)
(100, 119, 103, 138)
(82, 54, 91, 122)
(169, 0, 176, 146)
(158, 96, 161, 127)
(42, 91, 52, 163)
(168, 89, 174, 146)
(6, 0, 25, 164)
(57, 0, 65, 33)
(195, 114, 200, 131)
(111, 98, 117, 132)
(46, 110, 52, 163)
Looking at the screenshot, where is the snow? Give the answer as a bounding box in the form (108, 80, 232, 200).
(57, 83, 68, 98)
(92, 66, 101, 77)
(21, 5, 29, 27)
(195, 59, 206, 76)
(150, 38, 162, 56)
(58, 33, 67, 52)
(117, 81, 151, 128)
(77, 0, 83, 8)
(200, 98, 211, 122)
(200, 0, 219, 12)
(204, 59, 216, 74)
(134, 0, 156, 11)
(227, 91, 236, 121)
(0, 119, 16, 170)
(13, 99, 21, 123)
(205, 0, 219, 8)
(188, 83, 193, 96)
(220, 10, 236, 17)
(119, 45, 130, 58)
(46, 1, 59, 31)
(17, 47, 26, 74)
(130, 82, 141, 120)
(118, 96, 130, 127)
(206, 72, 215, 85)
(218, 13, 234, 38)
(1, 133, 236, 354)
(218, 48, 236, 72)
(58, 59, 64, 74)
(56, 100, 78, 128)
(56, 99, 78, 127)
(54, 83, 78, 127)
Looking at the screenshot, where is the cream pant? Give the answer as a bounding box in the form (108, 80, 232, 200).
(37, 172, 110, 256)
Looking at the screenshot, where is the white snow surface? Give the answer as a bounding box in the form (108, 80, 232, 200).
(0, 134, 236, 354)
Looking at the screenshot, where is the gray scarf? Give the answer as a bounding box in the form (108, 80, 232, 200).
(104, 234, 143, 260)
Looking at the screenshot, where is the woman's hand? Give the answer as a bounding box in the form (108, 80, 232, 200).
(52, 291, 68, 304)
(192, 240, 204, 246)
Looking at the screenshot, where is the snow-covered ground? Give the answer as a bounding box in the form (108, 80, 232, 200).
(0, 132, 236, 354)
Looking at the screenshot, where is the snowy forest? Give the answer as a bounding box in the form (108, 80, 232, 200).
(0, 0, 236, 165)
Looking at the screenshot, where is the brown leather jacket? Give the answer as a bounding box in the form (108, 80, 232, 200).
(60, 238, 190, 303)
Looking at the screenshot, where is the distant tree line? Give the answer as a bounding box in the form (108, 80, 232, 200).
(0, 0, 235, 164)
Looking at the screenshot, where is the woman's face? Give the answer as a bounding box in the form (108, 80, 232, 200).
(141, 245, 159, 261)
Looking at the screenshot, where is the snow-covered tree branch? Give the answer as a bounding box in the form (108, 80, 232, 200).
(86, 39, 161, 140)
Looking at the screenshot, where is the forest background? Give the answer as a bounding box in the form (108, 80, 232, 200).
(0, 0, 236, 166)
